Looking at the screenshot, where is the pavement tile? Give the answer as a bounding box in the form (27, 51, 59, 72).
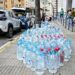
(0, 21, 75, 75)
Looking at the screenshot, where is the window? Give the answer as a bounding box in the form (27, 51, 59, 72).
(32, 0, 34, 1)
(19, 4, 21, 7)
(11, 0, 14, 4)
(8, 11, 12, 17)
(18, 0, 21, 2)
(5, 5, 7, 8)
(0, 11, 5, 17)
(0, 1, 3, 3)
(8, 11, 15, 18)
(29, 0, 34, 2)
(5, 0, 7, 2)
(0, 11, 6, 20)
(15, 4, 18, 7)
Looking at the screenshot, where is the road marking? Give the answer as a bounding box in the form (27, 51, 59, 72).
(0, 35, 20, 53)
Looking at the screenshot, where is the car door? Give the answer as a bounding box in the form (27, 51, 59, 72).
(11, 12, 20, 28)
(8, 11, 17, 28)
(9, 11, 20, 28)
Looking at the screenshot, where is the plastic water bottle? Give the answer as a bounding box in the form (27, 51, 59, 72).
(17, 46, 24, 60)
(48, 54, 59, 74)
(63, 40, 72, 61)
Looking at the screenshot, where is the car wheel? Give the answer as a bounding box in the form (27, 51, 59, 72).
(8, 27, 13, 38)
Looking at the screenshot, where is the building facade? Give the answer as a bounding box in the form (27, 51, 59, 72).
(58, 0, 75, 12)
(0, 0, 4, 9)
(0, 0, 74, 12)
(0, 0, 25, 10)
(14, 0, 25, 8)
(3, 0, 14, 10)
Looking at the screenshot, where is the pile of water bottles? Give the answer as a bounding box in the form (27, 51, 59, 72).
(17, 21, 72, 75)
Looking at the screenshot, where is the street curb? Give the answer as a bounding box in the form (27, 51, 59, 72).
(0, 35, 20, 53)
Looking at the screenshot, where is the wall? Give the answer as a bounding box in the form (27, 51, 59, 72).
(4, 0, 14, 10)
(14, 0, 24, 8)
(67, 0, 72, 10)
(0, 1, 4, 9)
(72, 0, 75, 8)
(58, 0, 67, 12)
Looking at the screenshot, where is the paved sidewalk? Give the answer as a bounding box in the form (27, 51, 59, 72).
(0, 21, 75, 75)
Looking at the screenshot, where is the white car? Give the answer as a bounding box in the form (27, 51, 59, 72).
(0, 10, 21, 38)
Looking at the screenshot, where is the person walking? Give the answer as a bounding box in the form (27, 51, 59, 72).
(60, 8, 64, 24)
(71, 8, 75, 25)
(67, 9, 73, 30)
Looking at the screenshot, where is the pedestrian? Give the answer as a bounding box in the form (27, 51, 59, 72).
(67, 9, 72, 18)
(71, 8, 75, 18)
(60, 8, 64, 24)
(71, 8, 75, 25)
(66, 9, 73, 29)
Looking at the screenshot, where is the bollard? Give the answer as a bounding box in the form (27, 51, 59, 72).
(68, 22, 70, 30)
(68, 18, 72, 30)
(65, 18, 67, 28)
(63, 18, 64, 26)
(72, 21, 74, 32)
(65, 15, 67, 28)
(72, 26, 73, 32)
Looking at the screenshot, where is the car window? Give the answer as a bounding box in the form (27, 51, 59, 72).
(8, 11, 12, 17)
(8, 11, 15, 18)
(0, 11, 6, 18)
(12, 12, 18, 18)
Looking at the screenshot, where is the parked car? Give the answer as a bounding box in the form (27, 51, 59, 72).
(11, 7, 35, 29)
(0, 10, 21, 38)
(11, 7, 29, 29)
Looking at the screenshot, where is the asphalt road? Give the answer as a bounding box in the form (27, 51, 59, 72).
(0, 30, 25, 47)
(0, 36, 9, 47)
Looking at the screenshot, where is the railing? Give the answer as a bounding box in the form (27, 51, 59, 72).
(57, 13, 75, 32)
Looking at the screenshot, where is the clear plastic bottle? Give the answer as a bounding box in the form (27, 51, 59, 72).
(17, 46, 24, 60)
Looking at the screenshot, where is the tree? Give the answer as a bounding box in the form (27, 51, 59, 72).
(56, 0, 58, 18)
(35, 0, 41, 27)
